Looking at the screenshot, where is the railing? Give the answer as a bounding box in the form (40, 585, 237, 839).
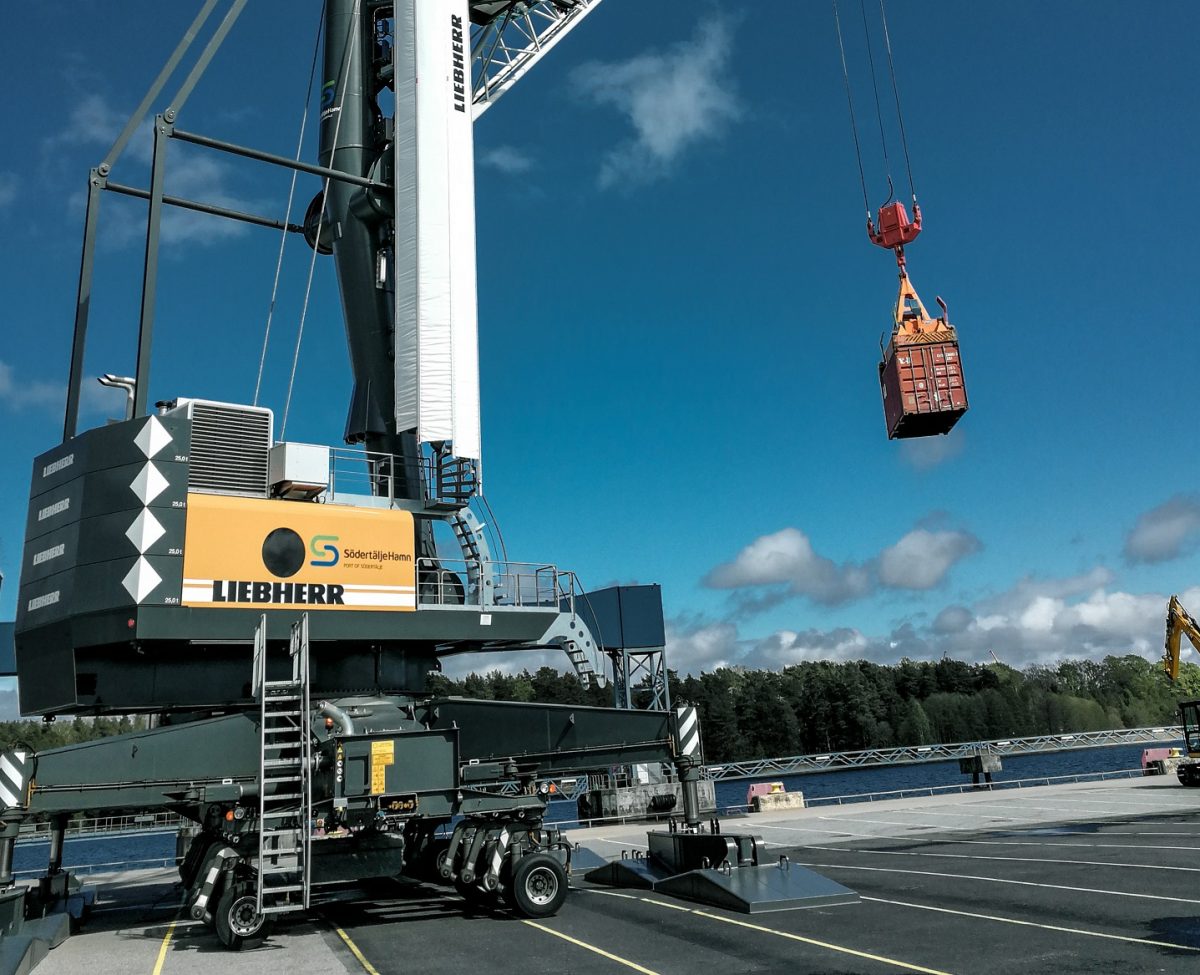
(702, 725, 1185, 781)
(325, 444, 476, 507)
(17, 811, 186, 840)
(715, 766, 1150, 815)
(416, 557, 578, 611)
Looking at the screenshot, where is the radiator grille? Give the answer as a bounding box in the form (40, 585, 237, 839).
(176, 401, 273, 496)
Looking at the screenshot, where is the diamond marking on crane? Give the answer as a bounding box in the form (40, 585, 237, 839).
(125, 509, 166, 553)
(130, 463, 169, 505)
(122, 557, 162, 603)
(133, 415, 172, 459)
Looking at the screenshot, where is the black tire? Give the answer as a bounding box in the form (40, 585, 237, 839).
(419, 838, 452, 884)
(507, 853, 568, 919)
(214, 883, 271, 951)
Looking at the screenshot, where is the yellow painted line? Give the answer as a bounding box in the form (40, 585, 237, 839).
(333, 925, 382, 975)
(862, 895, 1200, 953)
(633, 896, 955, 975)
(150, 918, 178, 975)
(521, 920, 663, 975)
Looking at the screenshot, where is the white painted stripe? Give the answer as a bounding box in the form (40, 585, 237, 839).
(0, 756, 23, 785)
(180, 590, 416, 609)
(592, 838, 649, 850)
(861, 895, 1200, 953)
(816, 847, 1200, 873)
(796, 861, 1200, 905)
(820, 815, 973, 832)
(342, 593, 416, 608)
(757, 823, 1200, 853)
(182, 579, 416, 593)
(756, 823, 868, 839)
(677, 709, 697, 739)
(0, 784, 17, 808)
(954, 838, 1200, 853)
(14, 752, 26, 763)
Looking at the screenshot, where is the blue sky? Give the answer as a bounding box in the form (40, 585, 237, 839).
(1, 1, 1199, 681)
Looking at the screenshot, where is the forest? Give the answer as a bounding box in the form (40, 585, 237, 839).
(0, 655, 1195, 765)
(430, 654, 1200, 764)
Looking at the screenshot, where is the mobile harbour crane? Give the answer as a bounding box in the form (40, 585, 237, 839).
(1, 0, 854, 953)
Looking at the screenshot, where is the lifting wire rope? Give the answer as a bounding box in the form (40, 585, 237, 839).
(281, 0, 361, 440)
(253, 1, 325, 407)
(879, 0, 917, 203)
(833, 0, 917, 212)
(833, 1, 870, 221)
(858, 0, 894, 206)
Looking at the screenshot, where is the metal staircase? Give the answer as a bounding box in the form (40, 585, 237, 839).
(253, 614, 313, 917)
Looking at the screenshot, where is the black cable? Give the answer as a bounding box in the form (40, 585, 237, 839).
(859, 0, 894, 206)
(879, 0, 917, 201)
(833, 1, 871, 219)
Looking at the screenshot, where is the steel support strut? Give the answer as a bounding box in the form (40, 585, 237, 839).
(63, 173, 104, 441)
(133, 116, 171, 418)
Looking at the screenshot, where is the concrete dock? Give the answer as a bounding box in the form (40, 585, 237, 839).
(35, 777, 1200, 974)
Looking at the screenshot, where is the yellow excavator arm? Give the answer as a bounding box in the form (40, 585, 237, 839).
(1163, 595, 1200, 681)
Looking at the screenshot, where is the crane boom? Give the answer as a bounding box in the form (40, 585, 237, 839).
(1163, 594, 1200, 682)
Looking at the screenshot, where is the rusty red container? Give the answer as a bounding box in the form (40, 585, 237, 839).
(879, 335, 968, 439)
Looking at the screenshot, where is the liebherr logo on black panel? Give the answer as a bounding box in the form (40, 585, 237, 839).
(451, 14, 466, 112)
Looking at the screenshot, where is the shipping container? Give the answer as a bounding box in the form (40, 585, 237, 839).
(879, 332, 968, 439)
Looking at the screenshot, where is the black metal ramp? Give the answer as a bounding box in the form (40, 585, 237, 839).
(654, 862, 858, 914)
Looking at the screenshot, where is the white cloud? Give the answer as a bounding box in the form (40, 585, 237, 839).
(704, 527, 870, 605)
(877, 528, 981, 590)
(51, 94, 254, 248)
(666, 571, 1193, 676)
(479, 146, 534, 175)
(0, 360, 129, 419)
(705, 521, 978, 610)
(0, 172, 18, 208)
(0, 360, 62, 412)
(1123, 495, 1200, 564)
(899, 429, 966, 470)
(665, 619, 740, 672)
(573, 19, 740, 188)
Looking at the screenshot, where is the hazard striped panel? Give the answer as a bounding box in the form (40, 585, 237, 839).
(675, 707, 702, 760)
(0, 751, 33, 810)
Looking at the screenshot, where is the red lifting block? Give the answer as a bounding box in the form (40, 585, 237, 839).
(869, 201, 922, 252)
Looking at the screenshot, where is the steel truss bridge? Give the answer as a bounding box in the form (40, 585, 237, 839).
(702, 725, 1185, 782)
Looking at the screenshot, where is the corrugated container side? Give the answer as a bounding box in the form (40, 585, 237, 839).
(879, 338, 968, 439)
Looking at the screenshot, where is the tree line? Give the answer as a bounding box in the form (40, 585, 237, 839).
(429, 654, 1199, 764)
(0, 655, 1194, 764)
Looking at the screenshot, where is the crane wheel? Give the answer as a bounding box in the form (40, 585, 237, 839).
(506, 853, 568, 919)
(214, 883, 272, 950)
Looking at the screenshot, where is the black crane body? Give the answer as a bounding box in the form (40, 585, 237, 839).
(1, 0, 854, 948)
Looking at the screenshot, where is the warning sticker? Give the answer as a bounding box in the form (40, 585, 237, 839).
(370, 739, 395, 795)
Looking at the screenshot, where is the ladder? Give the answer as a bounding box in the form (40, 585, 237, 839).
(253, 614, 313, 917)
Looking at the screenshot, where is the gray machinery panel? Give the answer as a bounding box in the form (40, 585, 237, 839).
(425, 698, 673, 770)
(333, 730, 458, 798)
(26, 712, 261, 814)
(27, 415, 192, 497)
(19, 508, 187, 585)
(0, 623, 14, 677)
(578, 584, 666, 651)
(23, 458, 190, 541)
(18, 555, 183, 628)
